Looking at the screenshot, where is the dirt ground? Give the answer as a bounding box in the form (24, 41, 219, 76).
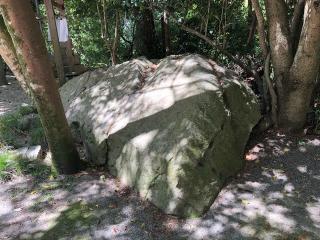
(0, 79, 320, 240)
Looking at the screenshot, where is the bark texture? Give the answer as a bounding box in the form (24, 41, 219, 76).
(0, 0, 80, 174)
(279, 0, 320, 129)
(265, 0, 320, 131)
(0, 17, 28, 91)
(0, 56, 7, 85)
(291, 0, 306, 54)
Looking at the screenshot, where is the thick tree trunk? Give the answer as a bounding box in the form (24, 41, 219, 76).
(135, 6, 158, 59)
(0, 57, 7, 85)
(278, 0, 320, 130)
(0, 0, 80, 174)
(265, 0, 320, 131)
(265, 0, 293, 107)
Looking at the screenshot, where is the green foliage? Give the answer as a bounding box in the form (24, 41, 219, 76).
(0, 152, 16, 180)
(62, 0, 257, 67)
(0, 113, 21, 147)
(0, 151, 52, 181)
(0, 106, 45, 148)
(65, 1, 107, 67)
(171, 0, 255, 63)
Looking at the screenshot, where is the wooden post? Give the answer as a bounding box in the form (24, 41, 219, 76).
(44, 0, 65, 85)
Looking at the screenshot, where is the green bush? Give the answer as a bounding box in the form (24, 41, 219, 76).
(0, 152, 17, 180)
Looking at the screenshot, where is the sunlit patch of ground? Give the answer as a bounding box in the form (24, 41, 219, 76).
(0, 131, 319, 239)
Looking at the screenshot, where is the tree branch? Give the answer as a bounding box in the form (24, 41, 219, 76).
(291, 0, 306, 55)
(170, 16, 261, 82)
(251, 0, 268, 59)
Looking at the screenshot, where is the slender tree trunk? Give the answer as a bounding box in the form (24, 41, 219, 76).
(161, 10, 170, 56)
(0, 56, 7, 85)
(111, 11, 120, 66)
(204, 0, 211, 36)
(97, 0, 120, 65)
(0, 0, 80, 174)
(247, 15, 257, 47)
(251, 0, 268, 59)
(246, 0, 256, 47)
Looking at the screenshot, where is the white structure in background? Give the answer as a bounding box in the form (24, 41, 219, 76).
(48, 17, 69, 43)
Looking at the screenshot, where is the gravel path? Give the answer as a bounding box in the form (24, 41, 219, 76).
(0, 80, 319, 239)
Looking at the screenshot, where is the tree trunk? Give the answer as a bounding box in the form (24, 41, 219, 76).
(135, 5, 158, 59)
(111, 11, 120, 66)
(278, 0, 320, 130)
(0, 57, 7, 85)
(97, 0, 120, 65)
(291, 0, 306, 55)
(161, 10, 170, 56)
(0, 0, 80, 174)
(251, 0, 268, 59)
(265, 0, 293, 128)
(246, 0, 256, 47)
(265, 0, 320, 131)
(0, 17, 28, 92)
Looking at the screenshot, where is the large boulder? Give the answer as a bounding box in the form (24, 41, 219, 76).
(60, 54, 261, 217)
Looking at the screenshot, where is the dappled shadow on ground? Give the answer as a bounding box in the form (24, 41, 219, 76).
(0, 169, 181, 240)
(0, 131, 320, 239)
(181, 131, 320, 239)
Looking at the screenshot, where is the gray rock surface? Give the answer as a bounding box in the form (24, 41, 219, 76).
(12, 145, 41, 160)
(60, 54, 261, 217)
